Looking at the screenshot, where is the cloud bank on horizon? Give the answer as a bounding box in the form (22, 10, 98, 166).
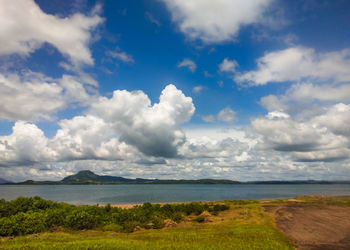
(0, 0, 350, 182)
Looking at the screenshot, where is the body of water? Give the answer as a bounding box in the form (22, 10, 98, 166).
(0, 184, 349, 205)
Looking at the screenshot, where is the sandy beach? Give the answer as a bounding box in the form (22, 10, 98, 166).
(107, 201, 195, 209)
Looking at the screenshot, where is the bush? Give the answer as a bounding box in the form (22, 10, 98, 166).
(213, 204, 230, 212)
(0, 212, 46, 236)
(102, 223, 123, 232)
(122, 221, 141, 233)
(0, 217, 14, 236)
(44, 208, 66, 228)
(16, 212, 47, 235)
(105, 203, 112, 213)
(151, 216, 165, 229)
(171, 212, 183, 223)
(185, 202, 205, 215)
(65, 210, 99, 230)
(193, 215, 205, 223)
(211, 210, 219, 216)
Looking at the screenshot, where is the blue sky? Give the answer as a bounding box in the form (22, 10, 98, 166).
(1, 0, 350, 181)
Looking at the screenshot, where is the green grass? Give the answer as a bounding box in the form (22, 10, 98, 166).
(0, 203, 294, 250)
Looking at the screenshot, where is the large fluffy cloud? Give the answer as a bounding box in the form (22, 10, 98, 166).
(260, 82, 350, 118)
(252, 101, 350, 163)
(179, 128, 257, 160)
(1, 80, 350, 181)
(0, 0, 102, 122)
(254, 78, 350, 165)
(89, 84, 195, 157)
(0, 84, 195, 168)
(0, 122, 55, 166)
(0, 71, 94, 121)
(0, 0, 103, 67)
(235, 47, 350, 85)
(161, 0, 273, 43)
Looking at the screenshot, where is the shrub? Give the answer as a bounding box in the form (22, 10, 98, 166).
(193, 215, 205, 223)
(0, 217, 14, 236)
(171, 212, 183, 223)
(44, 209, 66, 228)
(210, 210, 219, 216)
(151, 216, 165, 229)
(105, 203, 112, 213)
(185, 202, 205, 215)
(65, 210, 99, 230)
(122, 221, 141, 233)
(0, 212, 46, 236)
(17, 212, 46, 235)
(213, 204, 230, 212)
(102, 223, 123, 232)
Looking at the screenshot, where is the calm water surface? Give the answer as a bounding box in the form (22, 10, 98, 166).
(0, 184, 349, 205)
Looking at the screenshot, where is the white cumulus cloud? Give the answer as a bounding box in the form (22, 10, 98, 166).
(0, 84, 196, 167)
(235, 47, 350, 86)
(161, 0, 273, 43)
(0, 122, 55, 166)
(0, 71, 95, 121)
(0, 0, 103, 67)
(89, 84, 195, 157)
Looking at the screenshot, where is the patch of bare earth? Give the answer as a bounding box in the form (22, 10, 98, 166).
(267, 204, 350, 250)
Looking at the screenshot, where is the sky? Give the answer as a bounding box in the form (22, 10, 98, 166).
(1, 0, 350, 182)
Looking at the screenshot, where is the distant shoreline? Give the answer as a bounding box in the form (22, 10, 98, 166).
(2, 181, 350, 185)
(2, 170, 349, 185)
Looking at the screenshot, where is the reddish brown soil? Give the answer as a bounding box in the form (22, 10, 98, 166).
(267, 203, 350, 250)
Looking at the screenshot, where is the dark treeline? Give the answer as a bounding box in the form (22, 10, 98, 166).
(0, 197, 229, 236)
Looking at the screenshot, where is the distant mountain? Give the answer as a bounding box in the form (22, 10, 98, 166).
(2, 171, 349, 185)
(61, 170, 154, 184)
(2, 171, 348, 185)
(7, 170, 240, 185)
(0, 178, 11, 184)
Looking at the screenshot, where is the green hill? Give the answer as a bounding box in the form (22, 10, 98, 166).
(61, 170, 156, 184)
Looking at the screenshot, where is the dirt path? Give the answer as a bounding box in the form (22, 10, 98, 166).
(268, 204, 350, 249)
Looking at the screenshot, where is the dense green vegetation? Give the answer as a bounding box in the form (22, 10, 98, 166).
(0, 197, 229, 236)
(0, 198, 295, 249)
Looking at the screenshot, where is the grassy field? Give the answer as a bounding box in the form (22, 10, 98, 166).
(0, 200, 294, 249)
